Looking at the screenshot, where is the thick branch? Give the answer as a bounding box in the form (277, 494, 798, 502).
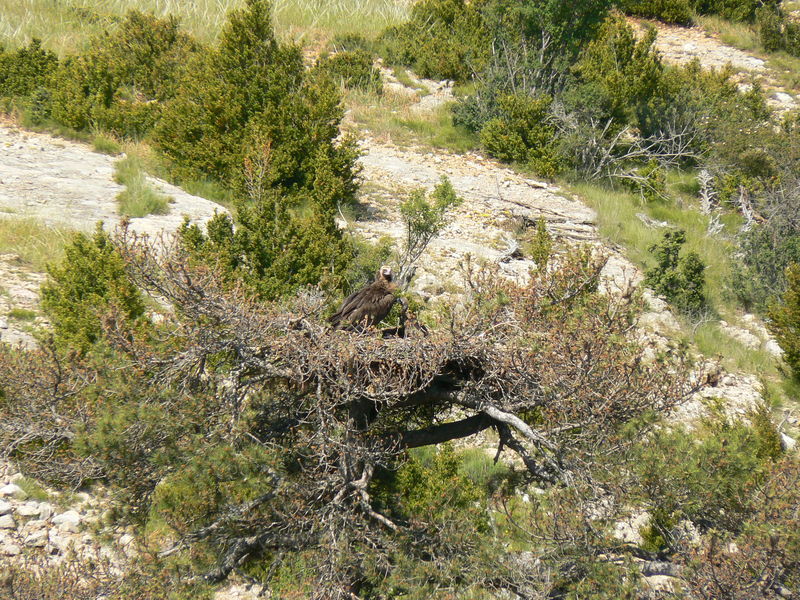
(400, 414, 493, 449)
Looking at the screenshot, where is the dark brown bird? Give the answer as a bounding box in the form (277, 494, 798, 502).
(330, 266, 398, 330)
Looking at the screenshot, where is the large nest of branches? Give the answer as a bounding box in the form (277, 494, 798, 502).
(0, 229, 704, 598)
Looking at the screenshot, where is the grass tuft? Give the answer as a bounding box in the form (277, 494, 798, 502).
(0, 217, 71, 270)
(92, 132, 122, 155)
(8, 307, 37, 321)
(114, 155, 171, 218)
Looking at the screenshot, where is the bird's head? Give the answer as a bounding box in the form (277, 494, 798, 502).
(378, 265, 393, 282)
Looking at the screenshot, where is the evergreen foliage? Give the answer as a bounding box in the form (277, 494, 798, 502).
(644, 229, 707, 315)
(47, 11, 196, 137)
(619, 0, 780, 24)
(313, 49, 383, 94)
(40, 225, 146, 354)
(768, 264, 800, 379)
(479, 93, 564, 177)
(0, 38, 58, 98)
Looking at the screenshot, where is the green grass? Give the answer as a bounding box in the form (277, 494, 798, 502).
(8, 307, 37, 321)
(0, 0, 410, 56)
(114, 154, 171, 218)
(696, 15, 761, 53)
(0, 217, 71, 271)
(16, 477, 50, 501)
(392, 66, 430, 95)
(345, 87, 478, 153)
(92, 132, 122, 155)
(690, 320, 779, 376)
(566, 174, 740, 314)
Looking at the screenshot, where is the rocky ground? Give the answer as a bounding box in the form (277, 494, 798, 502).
(630, 17, 799, 114)
(0, 15, 798, 598)
(0, 462, 132, 577)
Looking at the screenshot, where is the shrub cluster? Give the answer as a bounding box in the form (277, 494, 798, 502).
(757, 5, 800, 56)
(313, 49, 383, 94)
(46, 12, 196, 136)
(0, 39, 58, 98)
(644, 229, 707, 316)
(619, 0, 780, 24)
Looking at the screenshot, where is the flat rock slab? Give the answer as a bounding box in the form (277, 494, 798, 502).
(0, 124, 227, 237)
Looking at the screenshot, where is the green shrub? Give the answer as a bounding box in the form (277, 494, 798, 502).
(0, 38, 58, 98)
(618, 0, 694, 25)
(574, 14, 665, 130)
(153, 0, 355, 192)
(692, 0, 779, 22)
(48, 11, 196, 136)
(179, 137, 358, 300)
(40, 225, 146, 353)
(633, 408, 782, 542)
(152, 444, 281, 536)
(768, 264, 800, 379)
(377, 0, 491, 82)
(479, 93, 564, 177)
(757, 6, 800, 56)
(644, 229, 707, 315)
(314, 49, 382, 93)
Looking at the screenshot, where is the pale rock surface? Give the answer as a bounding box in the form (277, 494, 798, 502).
(213, 583, 265, 600)
(38, 502, 54, 521)
(0, 484, 26, 500)
(24, 528, 48, 547)
(781, 432, 797, 451)
(53, 509, 82, 533)
(0, 514, 16, 530)
(0, 500, 11, 515)
(15, 501, 42, 517)
(613, 511, 650, 546)
(0, 124, 227, 237)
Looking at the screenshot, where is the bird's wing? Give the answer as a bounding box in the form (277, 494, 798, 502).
(329, 286, 370, 327)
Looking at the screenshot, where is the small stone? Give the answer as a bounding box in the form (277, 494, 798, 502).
(0, 318, 7, 329)
(0, 483, 27, 500)
(15, 502, 41, 517)
(781, 433, 797, 452)
(0, 500, 11, 516)
(24, 529, 48, 547)
(0, 514, 16, 530)
(38, 502, 54, 521)
(0, 542, 21, 556)
(765, 339, 783, 357)
(48, 528, 72, 552)
(53, 510, 81, 533)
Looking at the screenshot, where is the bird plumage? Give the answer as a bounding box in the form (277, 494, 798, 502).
(330, 266, 397, 330)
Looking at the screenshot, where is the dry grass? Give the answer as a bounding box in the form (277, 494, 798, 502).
(0, 0, 411, 56)
(0, 216, 71, 270)
(344, 87, 478, 153)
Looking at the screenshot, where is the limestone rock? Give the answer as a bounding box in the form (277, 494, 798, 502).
(765, 339, 784, 358)
(38, 502, 54, 521)
(612, 511, 649, 545)
(0, 514, 16, 530)
(24, 528, 48, 547)
(53, 510, 81, 533)
(0, 500, 11, 516)
(0, 541, 21, 556)
(15, 502, 41, 517)
(49, 528, 73, 553)
(0, 483, 27, 500)
(781, 433, 797, 452)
